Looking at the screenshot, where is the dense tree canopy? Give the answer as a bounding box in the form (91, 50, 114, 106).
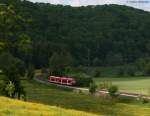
(0, 2, 31, 65)
(1, 0, 150, 68)
(0, 2, 29, 99)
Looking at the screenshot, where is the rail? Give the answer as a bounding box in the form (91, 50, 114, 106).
(34, 76, 150, 100)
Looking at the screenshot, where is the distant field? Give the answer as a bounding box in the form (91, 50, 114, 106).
(94, 77, 150, 95)
(0, 96, 97, 116)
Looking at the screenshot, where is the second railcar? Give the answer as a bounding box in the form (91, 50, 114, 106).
(48, 76, 76, 86)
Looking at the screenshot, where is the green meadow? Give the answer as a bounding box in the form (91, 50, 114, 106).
(22, 80, 150, 116)
(94, 77, 150, 95)
(0, 73, 150, 116)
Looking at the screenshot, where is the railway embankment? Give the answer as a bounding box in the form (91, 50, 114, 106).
(34, 76, 150, 100)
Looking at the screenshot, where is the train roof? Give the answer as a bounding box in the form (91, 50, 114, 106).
(49, 76, 75, 80)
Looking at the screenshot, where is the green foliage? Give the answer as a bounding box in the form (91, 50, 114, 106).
(108, 85, 119, 97)
(0, 1, 150, 69)
(74, 75, 93, 87)
(5, 81, 15, 97)
(49, 52, 74, 76)
(0, 2, 32, 69)
(116, 65, 136, 77)
(89, 82, 97, 94)
(72, 66, 87, 73)
(27, 64, 35, 80)
(135, 58, 146, 71)
(106, 53, 123, 66)
(144, 62, 150, 76)
(0, 52, 26, 99)
(0, 0, 149, 68)
(0, 80, 5, 95)
(141, 97, 149, 104)
(0, 1, 31, 100)
(117, 67, 124, 76)
(126, 66, 136, 76)
(0, 52, 25, 76)
(92, 58, 101, 66)
(0, 3, 31, 53)
(93, 68, 101, 77)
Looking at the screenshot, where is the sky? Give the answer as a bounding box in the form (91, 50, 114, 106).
(30, 0, 150, 11)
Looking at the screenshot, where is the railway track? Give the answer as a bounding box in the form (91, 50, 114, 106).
(34, 76, 150, 100)
(34, 76, 88, 91)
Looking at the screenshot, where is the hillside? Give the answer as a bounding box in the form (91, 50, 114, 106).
(1, 0, 150, 68)
(0, 96, 98, 116)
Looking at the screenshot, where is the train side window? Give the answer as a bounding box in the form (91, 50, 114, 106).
(68, 80, 71, 83)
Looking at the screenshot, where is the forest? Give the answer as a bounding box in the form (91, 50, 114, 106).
(1, 0, 150, 69)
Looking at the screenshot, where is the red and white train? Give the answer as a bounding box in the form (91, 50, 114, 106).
(48, 76, 76, 86)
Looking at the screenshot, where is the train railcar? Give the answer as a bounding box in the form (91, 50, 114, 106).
(48, 76, 76, 86)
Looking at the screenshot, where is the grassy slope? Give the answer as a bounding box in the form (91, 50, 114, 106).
(0, 96, 98, 116)
(1, 73, 150, 116)
(94, 77, 150, 95)
(22, 80, 150, 116)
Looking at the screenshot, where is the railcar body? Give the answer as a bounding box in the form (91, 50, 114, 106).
(48, 76, 76, 86)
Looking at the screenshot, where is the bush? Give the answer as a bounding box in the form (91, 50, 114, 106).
(144, 62, 150, 76)
(135, 58, 146, 71)
(93, 68, 101, 77)
(126, 66, 136, 76)
(93, 58, 102, 66)
(75, 76, 93, 87)
(89, 82, 97, 94)
(0, 80, 6, 95)
(141, 97, 149, 104)
(117, 67, 124, 76)
(108, 85, 119, 97)
(27, 64, 35, 80)
(127, 69, 135, 76)
(5, 81, 15, 98)
(74, 66, 87, 73)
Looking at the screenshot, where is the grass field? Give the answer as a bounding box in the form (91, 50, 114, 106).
(94, 77, 150, 95)
(0, 96, 97, 116)
(1, 73, 150, 116)
(22, 80, 150, 116)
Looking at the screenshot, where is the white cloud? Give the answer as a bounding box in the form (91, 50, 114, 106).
(30, 0, 150, 11)
(71, 0, 81, 6)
